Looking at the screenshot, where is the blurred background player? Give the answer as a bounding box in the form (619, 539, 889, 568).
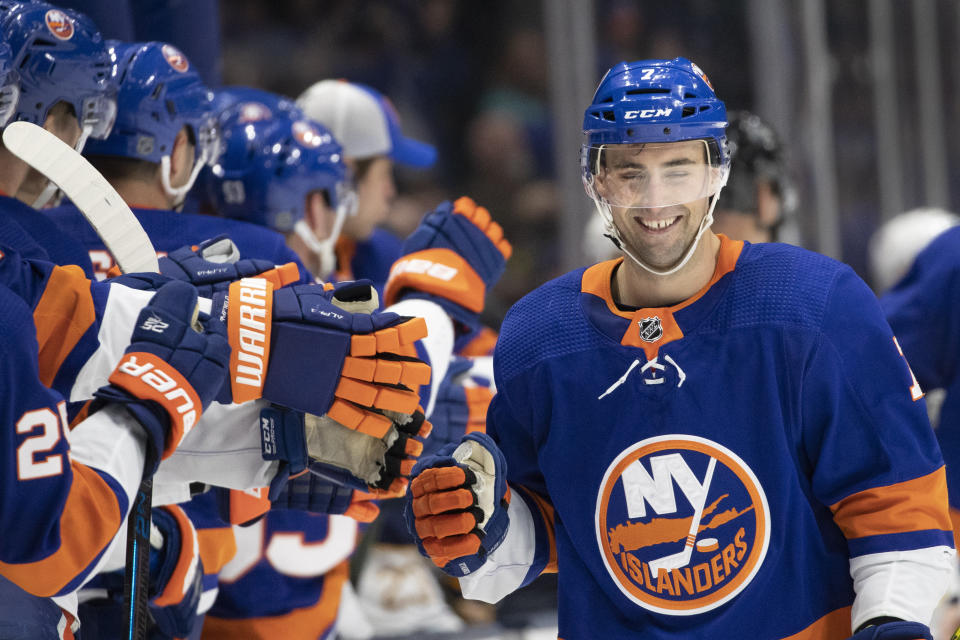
(875, 210, 960, 640)
(710, 110, 795, 244)
(207, 87, 355, 280)
(297, 79, 437, 294)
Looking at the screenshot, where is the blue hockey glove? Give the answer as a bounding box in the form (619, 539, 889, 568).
(92, 279, 231, 476)
(159, 234, 302, 297)
(405, 431, 510, 577)
(148, 505, 203, 639)
(260, 401, 432, 499)
(426, 356, 493, 454)
(224, 279, 431, 429)
(383, 197, 511, 345)
(272, 472, 381, 523)
(848, 620, 932, 640)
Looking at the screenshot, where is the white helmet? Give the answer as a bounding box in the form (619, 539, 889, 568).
(869, 207, 960, 292)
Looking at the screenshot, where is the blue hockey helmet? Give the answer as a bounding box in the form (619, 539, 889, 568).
(0, 2, 115, 145)
(582, 57, 728, 154)
(209, 94, 355, 277)
(0, 41, 20, 128)
(581, 58, 731, 276)
(83, 41, 218, 202)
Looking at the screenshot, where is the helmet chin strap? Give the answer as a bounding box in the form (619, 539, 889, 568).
(293, 198, 350, 280)
(161, 154, 205, 209)
(596, 192, 723, 277)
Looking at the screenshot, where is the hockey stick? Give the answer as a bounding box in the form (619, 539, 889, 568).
(647, 457, 717, 574)
(2, 121, 157, 639)
(2, 121, 159, 273)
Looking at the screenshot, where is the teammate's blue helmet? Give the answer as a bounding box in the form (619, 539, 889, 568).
(209, 93, 355, 277)
(581, 57, 731, 276)
(83, 41, 218, 203)
(183, 86, 302, 214)
(0, 2, 115, 145)
(0, 42, 21, 128)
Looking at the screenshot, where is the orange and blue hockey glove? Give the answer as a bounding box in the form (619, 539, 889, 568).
(159, 234, 303, 297)
(405, 431, 510, 577)
(93, 280, 231, 476)
(384, 196, 511, 350)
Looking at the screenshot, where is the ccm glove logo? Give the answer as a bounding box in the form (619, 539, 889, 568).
(390, 257, 459, 282)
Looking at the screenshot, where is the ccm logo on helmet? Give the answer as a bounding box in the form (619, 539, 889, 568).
(389, 257, 458, 282)
(228, 277, 274, 403)
(624, 108, 673, 120)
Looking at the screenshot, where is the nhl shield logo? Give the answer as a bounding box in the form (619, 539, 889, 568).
(45, 9, 74, 41)
(595, 435, 770, 615)
(161, 44, 190, 73)
(638, 317, 663, 343)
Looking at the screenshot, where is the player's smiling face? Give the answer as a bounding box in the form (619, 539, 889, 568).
(596, 140, 712, 270)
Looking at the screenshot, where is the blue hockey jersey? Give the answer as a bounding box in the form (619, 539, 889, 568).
(465, 236, 953, 639)
(882, 227, 960, 531)
(0, 250, 144, 600)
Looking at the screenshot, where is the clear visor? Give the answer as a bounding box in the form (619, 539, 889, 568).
(80, 93, 117, 140)
(581, 139, 729, 209)
(196, 117, 222, 167)
(0, 82, 19, 128)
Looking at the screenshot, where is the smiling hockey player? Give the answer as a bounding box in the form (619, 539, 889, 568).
(404, 57, 954, 639)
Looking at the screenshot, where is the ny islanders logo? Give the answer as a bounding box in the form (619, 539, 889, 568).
(161, 44, 190, 73)
(595, 435, 769, 615)
(45, 9, 74, 40)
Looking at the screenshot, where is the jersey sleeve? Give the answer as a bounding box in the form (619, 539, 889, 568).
(458, 336, 557, 604)
(881, 230, 960, 391)
(0, 286, 147, 598)
(802, 266, 954, 627)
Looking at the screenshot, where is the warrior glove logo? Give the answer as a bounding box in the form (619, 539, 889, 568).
(228, 277, 275, 403)
(595, 435, 769, 615)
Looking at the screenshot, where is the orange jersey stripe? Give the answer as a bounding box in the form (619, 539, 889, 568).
(830, 467, 952, 539)
(520, 486, 559, 574)
(197, 527, 237, 576)
(32, 265, 95, 386)
(781, 606, 851, 640)
(0, 462, 122, 596)
(201, 560, 348, 640)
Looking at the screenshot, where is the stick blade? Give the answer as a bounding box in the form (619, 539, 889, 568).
(2, 121, 159, 274)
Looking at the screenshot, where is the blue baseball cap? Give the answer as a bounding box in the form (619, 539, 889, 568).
(296, 79, 436, 168)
